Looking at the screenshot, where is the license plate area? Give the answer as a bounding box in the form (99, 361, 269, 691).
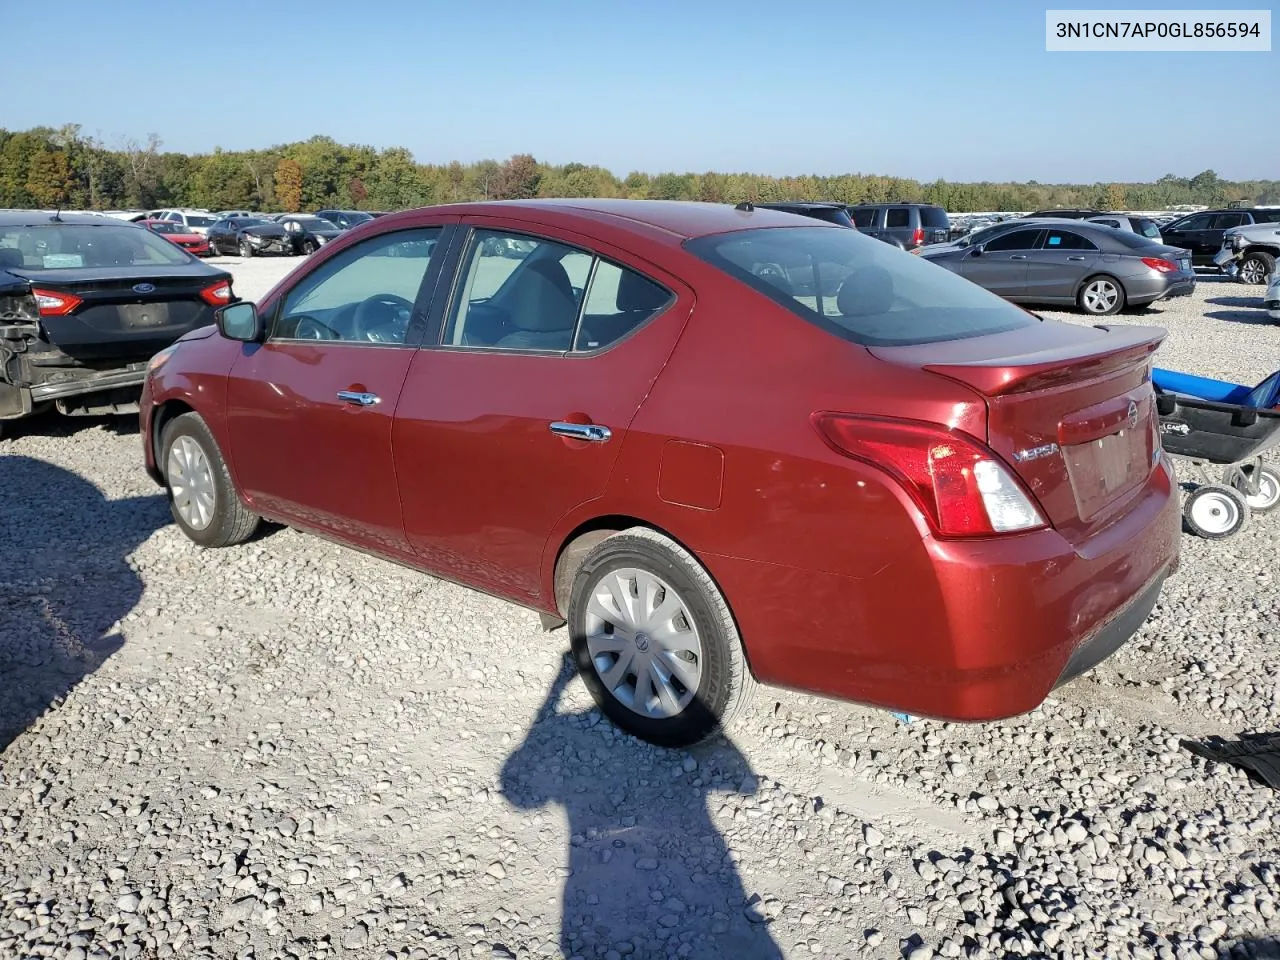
(120, 302, 169, 328)
(1063, 430, 1149, 520)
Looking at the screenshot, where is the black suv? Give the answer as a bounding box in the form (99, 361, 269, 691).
(1160, 208, 1280, 266)
(847, 203, 950, 250)
(747, 201, 855, 227)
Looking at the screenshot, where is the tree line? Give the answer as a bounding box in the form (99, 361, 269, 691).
(3, 124, 1277, 215)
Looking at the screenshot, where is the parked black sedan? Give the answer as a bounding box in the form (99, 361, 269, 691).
(207, 215, 340, 257)
(0, 212, 233, 434)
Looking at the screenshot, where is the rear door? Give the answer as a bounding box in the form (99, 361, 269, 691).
(392, 221, 693, 606)
(1023, 227, 1100, 302)
(960, 227, 1042, 298)
(884, 207, 912, 246)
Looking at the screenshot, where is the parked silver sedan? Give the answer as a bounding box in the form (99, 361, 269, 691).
(1086, 214, 1164, 244)
(920, 219, 1195, 316)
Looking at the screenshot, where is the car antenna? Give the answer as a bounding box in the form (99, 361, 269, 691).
(51, 206, 63, 222)
(734, 201, 754, 212)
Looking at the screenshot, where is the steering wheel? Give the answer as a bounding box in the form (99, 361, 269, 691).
(352, 293, 414, 343)
(292, 315, 337, 340)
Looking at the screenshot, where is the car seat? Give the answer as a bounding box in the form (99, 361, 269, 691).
(494, 258, 579, 351)
(837, 266, 896, 318)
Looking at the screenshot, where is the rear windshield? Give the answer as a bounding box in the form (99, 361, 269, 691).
(1109, 230, 1164, 250)
(186, 215, 216, 227)
(919, 206, 950, 228)
(0, 223, 191, 269)
(1254, 210, 1280, 224)
(850, 208, 877, 228)
(686, 226, 1037, 347)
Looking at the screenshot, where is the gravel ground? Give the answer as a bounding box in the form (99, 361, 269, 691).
(2, 257, 1279, 960)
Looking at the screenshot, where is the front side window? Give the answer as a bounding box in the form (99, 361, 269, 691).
(686, 226, 1037, 347)
(984, 229, 1043, 252)
(445, 230, 671, 352)
(274, 227, 441, 344)
(1174, 214, 1212, 231)
(886, 208, 910, 228)
(1211, 213, 1247, 229)
(1042, 230, 1097, 251)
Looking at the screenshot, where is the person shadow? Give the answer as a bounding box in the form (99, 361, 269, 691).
(500, 653, 784, 960)
(0, 455, 167, 751)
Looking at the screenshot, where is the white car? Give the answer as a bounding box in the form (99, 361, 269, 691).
(1266, 270, 1280, 321)
(146, 209, 219, 237)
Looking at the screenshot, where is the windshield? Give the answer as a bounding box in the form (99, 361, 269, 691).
(345, 211, 373, 222)
(149, 221, 181, 234)
(186, 215, 216, 227)
(0, 223, 191, 269)
(955, 223, 1010, 248)
(686, 226, 1037, 347)
(293, 217, 337, 230)
(1109, 231, 1164, 250)
(235, 218, 268, 228)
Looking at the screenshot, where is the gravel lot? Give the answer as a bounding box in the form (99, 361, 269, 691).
(2, 253, 1279, 960)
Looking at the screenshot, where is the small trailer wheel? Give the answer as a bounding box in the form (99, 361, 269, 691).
(1184, 484, 1250, 539)
(1232, 463, 1280, 514)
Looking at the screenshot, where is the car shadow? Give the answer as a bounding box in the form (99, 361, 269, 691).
(500, 653, 784, 959)
(1204, 309, 1274, 325)
(1220, 938, 1280, 959)
(1207, 295, 1265, 309)
(0, 410, 141, 442)
(0, 455, 167, 751)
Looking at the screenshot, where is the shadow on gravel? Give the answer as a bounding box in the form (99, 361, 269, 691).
(1220, 939, 1280, 959)
(0, 410, 140, 442)
(501, 653, 784, 959)
(0, 455, 166, 751)
(1204, 310, 1274, 325)
(1207, 296, 1266, 309)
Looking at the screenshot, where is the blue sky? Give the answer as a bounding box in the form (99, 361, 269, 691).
(4, 0, 1274, 182)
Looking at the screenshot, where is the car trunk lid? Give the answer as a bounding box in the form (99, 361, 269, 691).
(871, 322, 1166, 538)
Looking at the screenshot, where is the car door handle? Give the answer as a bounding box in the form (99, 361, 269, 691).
(1009, 255, 1028, 260)
(1068, 256, 1087, 261)
(550, 421, 611, 443)
(337, 390, 380, 407)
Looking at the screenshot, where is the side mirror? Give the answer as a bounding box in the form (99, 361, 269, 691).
(216, 301, 264, 342)
(970, 244, 984, 257)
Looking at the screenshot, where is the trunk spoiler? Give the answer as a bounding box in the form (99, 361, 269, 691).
(912, 325, 1166, 397)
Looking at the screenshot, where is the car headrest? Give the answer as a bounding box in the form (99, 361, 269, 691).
(507, 258, 578, 332)
(0, 248, 22, 269)
(837, 266, 895, 317)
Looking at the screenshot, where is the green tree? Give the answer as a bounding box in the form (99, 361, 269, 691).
(26, 149, 73, 207)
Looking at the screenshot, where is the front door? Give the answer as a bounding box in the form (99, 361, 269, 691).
(1162, 213, 1212, 263)
(392, 223, 692, 606)
(1023, 227, 1100, 302)
(224, 224, 449, 554)
(961, 227, 1043, 299)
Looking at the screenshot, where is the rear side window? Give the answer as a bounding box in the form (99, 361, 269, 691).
(1042, 230, 1097, 251)
(850, 208, 877, 228)
(1255, 210, 1280, 224)
(1212, 213, 1247, 229)
(919, 206, 950, 229)
(886, 208, 910, 228)
(685, 226, 1037, 347)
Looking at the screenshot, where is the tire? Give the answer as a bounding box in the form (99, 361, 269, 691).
(1233, 463, 1280, 514)
(1078, 275, 1126, 316)
(1239, 251, 1276, 286)
(566, 527, 755, 748)
(1183, 484, 1249, 539)
(239, 239, 253, 258)
(301, 240, 317, 256)
(160, 412, 260, 548)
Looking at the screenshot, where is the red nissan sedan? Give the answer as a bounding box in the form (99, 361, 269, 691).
(140, 200, 1180, 746)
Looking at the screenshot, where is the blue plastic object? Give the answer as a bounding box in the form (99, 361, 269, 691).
(1152, 367, 1280, 410)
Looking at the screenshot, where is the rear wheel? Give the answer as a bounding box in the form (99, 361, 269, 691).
(1183, 484, 1249, 539)
(301, 240, 317, 255)
(1233, 463, 1280, 514)
(1239, 251, 1276, 286)
(1078, 276, 1125, 316)
(239, 239, 253, 258)
(567, 528, 755, 747)
(161, 412, 260, 548)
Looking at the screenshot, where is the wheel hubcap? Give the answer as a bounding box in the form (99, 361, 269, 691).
(1084, 281, 1118, 312)
(167, 435, 216, 530)
(584, 567, 703, 719)
(1241, 260, 1266, 284)
(1245, 472, 1280, 510)
(1190, 491, 1239, 534)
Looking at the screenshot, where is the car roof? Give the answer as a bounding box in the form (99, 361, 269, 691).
(389, 199, 831, 242)
(0, 211, 147, 227)
(849, 201, 944, 208)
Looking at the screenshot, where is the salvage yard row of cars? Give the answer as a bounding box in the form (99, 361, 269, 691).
(2, 197, 1276, 747)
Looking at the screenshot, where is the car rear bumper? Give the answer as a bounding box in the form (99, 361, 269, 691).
(1127, 273, 1195, 305)
(707, 456, 1181, 722)
(1, 361, 147, 419)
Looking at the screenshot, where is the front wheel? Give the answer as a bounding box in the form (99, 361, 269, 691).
(239, 239, 253, 258)
(161, 412, 260, 548)
(1183, 483, 1249, 539)
(1239, 251, 1276, 286)
(1078, 276, 1125, 316)
(567, 528, 755, 747)
(1233, 462, 1280, 514)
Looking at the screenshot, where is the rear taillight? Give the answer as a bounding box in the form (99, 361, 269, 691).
(31, 288, 83, 317)
(200, 281, 233, 305)
(813, 414, 1046, 537)
(1141, 257, 1178, 274)
(911, 227, 924, 246)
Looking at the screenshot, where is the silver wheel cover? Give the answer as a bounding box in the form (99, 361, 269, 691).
(1083, 280, 1119, 313)
(584, 567, 704, 719)
(167, 435, 217, 531)
(1189, 490, 1240, 535)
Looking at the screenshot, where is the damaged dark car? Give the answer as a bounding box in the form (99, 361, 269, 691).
(0, 212, 234, 436)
